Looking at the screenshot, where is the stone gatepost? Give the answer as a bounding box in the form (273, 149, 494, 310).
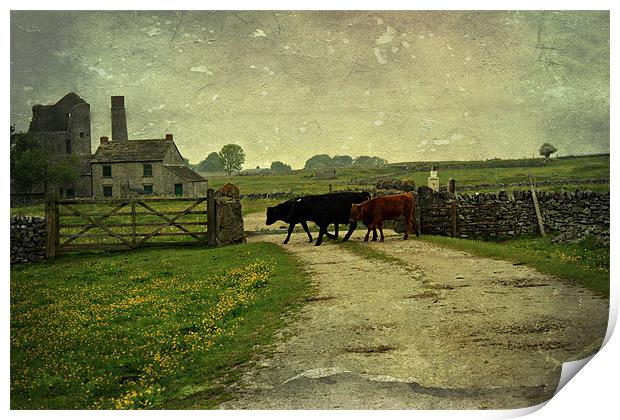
(214, 197, 246, 246)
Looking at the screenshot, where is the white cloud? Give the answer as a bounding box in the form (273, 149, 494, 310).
(376, 26, 397, 45)
(373, 48, 387, 64)
(373, 120, 384, 126)
(190, 66, 213, 75)
(433, 139, 450, 146)
(251, 29, 267, 38)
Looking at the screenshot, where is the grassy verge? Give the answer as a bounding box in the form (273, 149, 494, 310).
(10, 243, 311, 409)
(418, 234, 609, 296)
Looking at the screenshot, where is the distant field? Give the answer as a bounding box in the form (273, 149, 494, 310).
(204, 155, 609, 196)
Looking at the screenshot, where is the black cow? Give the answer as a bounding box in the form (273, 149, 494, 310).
(266, 198, 314, 244)
(288, 191, 372, 246)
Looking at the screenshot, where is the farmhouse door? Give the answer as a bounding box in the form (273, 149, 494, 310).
(175, 183, 183, 197)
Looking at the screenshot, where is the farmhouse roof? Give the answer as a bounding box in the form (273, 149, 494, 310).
(164, 165, 207, 182)
(91, 139, 174, 163)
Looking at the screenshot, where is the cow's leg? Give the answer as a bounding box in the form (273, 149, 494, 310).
(300, 221, 313, 242)
(315, 225, 327, 246)
(283, 223, 296, 244)
(378, 222, 385, 242)
(342, 221, 357, 241)
(364, 228, 371, 242)
(325, 224, 337, 240)
(372, 228, 378, 241)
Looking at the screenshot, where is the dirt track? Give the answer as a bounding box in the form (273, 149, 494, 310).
(220, 214, 608, 410)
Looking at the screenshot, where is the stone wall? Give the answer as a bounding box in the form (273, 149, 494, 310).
(215, 197, 245, 246)
(415, 187, 609, 242)
(11, 215, 46, 263)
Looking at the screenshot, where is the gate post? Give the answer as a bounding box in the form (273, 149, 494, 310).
(45, 193, 59, 259)
(207, 188, 217, 247)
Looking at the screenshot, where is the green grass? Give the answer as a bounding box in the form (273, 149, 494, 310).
(418, 234, 609, 296)
(10, 243, 311, 409)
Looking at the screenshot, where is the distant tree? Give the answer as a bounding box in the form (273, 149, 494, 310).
(539, 143, 558, 160)
(271, 161, 292, 173)
(304, 154, 334, 170)
(353, 155, 388, 167)
(219, 144, 245, 174)
(332, 155, 353, 167)
(198, 151, 225, 172)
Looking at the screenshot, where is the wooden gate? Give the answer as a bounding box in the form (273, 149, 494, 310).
(46, 189, 217, 257)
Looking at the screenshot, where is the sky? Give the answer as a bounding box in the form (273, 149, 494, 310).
(10, 10, 610, 169)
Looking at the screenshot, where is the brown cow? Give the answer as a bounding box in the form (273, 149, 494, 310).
(349, 193, 418, 242)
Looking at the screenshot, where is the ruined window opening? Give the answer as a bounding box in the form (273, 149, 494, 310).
(103, 186, 113, 197)
(103, 165, 112, 178)
(65, 139, 72, 154)
(79, 132, 84, 138)
(143, 164, 153, 177)
(143, 185, 154, 195)
(66, 188, 75, 198)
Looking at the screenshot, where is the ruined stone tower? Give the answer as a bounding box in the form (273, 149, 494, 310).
(111, 95, 128, 141)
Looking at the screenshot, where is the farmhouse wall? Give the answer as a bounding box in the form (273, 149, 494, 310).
(10, 215, 46, 263)
(92, 161, 188, 197)
(215, 197, 245, 246)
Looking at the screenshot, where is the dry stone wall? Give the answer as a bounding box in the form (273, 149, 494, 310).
(415, 187, 609, 242)
(11, 215, 46, 263)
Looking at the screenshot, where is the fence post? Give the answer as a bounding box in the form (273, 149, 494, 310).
(131, 199, 137, 247)
(45, 193, 58, 259)
(207, 188, 217, 247)
(528, 175, 546, 237)
(448, 178, 456, 195)
(328, 183, 332, 193)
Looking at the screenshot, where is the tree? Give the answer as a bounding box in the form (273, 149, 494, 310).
(10, 129, 80, 195)
(270, 161, 292, 173)
(304, 154, 334, 170)
(219, 144, 245, 174)
(353, 155, 388, 167)
(332, 155, 353, 167)
(539, 143, 558, 160)
(198, 152, 225, 172)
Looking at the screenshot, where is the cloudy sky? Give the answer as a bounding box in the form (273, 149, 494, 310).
(10, 10, 609, 168)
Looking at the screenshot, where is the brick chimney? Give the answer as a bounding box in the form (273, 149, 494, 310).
(100, 136, 109, 145)
(165, 133, 173, 141)
(111, 96, 128, 141)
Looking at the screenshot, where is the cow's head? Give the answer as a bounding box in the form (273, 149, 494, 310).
(265, 206, 278, 225)
(350, 203, 365, 223)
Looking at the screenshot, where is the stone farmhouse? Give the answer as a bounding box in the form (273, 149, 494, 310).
(91, 134, 208, 198)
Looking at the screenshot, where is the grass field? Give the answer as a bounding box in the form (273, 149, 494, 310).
(205, 155, 610, 195)
(10, 243, 311, 409)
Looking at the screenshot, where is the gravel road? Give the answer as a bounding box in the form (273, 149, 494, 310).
(220, 214, 608, 409)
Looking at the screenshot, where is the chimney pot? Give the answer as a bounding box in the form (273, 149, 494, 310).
(100, 136, 109, 144)
(165, 133, 173, 141)
(111, 96, 125, 108)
